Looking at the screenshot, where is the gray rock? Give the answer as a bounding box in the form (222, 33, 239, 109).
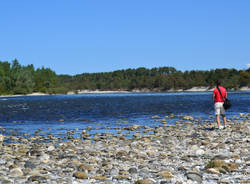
(186, 171, 202, 183)
(219, 178, 231, 183)
(128, 167, 137, 174)
(27, 175, 48, 183)
(109, 168, 119, 176)
(213, 154, 230, 160)
(39, 153, 50, 163)
(0, 176, 13, 184)
(24, 161, 36, 169)
(195, 149, 205, 156)
(0, 159, 6, 165)
(160, 180, 172, 184)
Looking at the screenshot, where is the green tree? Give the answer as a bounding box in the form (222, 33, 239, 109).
(34, 67, 59, 93)
(0, 61, 11, 94)
(13, 66, 35, 94)
(239, 71, 250, 87)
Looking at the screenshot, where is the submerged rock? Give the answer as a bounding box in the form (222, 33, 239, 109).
(183, 116, 194, 121)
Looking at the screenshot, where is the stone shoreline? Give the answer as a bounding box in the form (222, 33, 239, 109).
(0, 116, 249, 184)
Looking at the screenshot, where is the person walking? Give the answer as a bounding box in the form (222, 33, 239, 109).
(212, 81, 227, 129)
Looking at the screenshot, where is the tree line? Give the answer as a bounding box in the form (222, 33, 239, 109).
(0, 59, 249, 95)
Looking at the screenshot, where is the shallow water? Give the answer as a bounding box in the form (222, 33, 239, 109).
(0, 91, 249, 138)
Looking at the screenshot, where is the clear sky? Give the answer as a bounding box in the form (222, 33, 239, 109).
(0, 0, 250, 75)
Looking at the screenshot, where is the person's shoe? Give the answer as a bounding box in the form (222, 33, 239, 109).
(223, 126, 226, 129)
(218, 126, 224, 130)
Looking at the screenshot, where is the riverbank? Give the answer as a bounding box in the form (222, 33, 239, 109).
(0, 116, 249, 183)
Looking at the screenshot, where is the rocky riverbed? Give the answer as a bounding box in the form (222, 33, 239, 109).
(0, 116, 249, 184)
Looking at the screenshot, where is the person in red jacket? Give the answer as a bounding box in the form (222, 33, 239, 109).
(212, 81, 227, 129)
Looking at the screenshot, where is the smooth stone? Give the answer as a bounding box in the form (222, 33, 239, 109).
(39, 154, 50, 163)
(73, 171, 88, 179)
(235, 159, 242, 164)
(116, 150, 128, 158)
(136, 179, 152, 184)
(71, 160, 82, 166)
(213, 154, 230, 160)
(128, 167, 137, 174)
(201, 140, 210, 145)
(219, 178, 231, 183)
(24, 161, 36, 169)
(0, 159, 6, 165)
(186, 171, 202, 183)
(78, 164, 94, 171)
(9, 168, 23, 177)
(47, 145, 55, 151)
(190, 145, 199, 151)
(218, 167, 227, 174)
(113, 175, 129, 180)
(158, 171, 173, 179)
(109, 168, 119, 176)
(27, 175, 47, 183)
(195, 149, 205, 156)
(206, 168, 220, 174)
(160, 181, 171, 184)
(91, 175, 106, 180)
(96, 169, 105, 175)
(0, 177, 13, 184)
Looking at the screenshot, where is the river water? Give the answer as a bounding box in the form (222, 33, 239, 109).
(0, 91, 249, 138)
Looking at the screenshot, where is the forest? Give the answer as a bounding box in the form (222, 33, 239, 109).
(0, 59, 249, 95)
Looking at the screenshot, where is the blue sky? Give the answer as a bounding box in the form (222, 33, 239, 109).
(0, 0, 250, 75)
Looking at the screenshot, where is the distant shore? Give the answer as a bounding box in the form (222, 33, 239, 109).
(70, 86, 250, 94)
(0, 86, 249, 97)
